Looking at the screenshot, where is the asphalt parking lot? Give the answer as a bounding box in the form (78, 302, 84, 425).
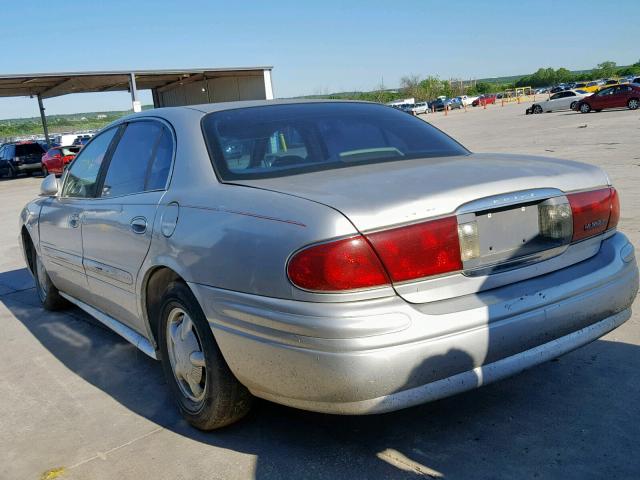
(1, 101, 639, 480)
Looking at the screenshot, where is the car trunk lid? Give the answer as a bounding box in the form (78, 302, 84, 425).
(235, 153, 611, 302)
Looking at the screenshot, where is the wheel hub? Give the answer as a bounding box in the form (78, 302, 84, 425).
(166, 308, 206, 402)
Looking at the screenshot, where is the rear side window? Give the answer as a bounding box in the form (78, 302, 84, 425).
(145, 128, 173, 190)
(101, 121, 172, 197)
(202, 102, 468, 180)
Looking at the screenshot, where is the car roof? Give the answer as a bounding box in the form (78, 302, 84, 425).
(112, 99, 372, 124)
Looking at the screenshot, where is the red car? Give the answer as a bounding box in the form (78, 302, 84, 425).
(577, 84, 640, 113)
(472, 94, 496, 107)
(41, 145, 80, 176)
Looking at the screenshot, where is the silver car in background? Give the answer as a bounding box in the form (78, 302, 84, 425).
(20, 100, 638, 430)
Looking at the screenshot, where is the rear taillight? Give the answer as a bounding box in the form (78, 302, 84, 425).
(62, 155, 75, 164)
(568, 187, 618, 242)
(366, 216, 462, 283)
(608, 187, 620, 230)
(287, 236, 390, 291)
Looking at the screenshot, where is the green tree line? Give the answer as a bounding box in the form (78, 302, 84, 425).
(515, 60, 640, 87)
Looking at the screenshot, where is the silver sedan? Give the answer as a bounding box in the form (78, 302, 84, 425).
(19, 100, 638, 429)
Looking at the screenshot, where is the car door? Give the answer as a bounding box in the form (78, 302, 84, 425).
(605, 85, 627, 108)
(38, 127, 120, 302)
(81, 119, 174, 334)
(556, 91, 575, 110)
(590, 87, 614, 109)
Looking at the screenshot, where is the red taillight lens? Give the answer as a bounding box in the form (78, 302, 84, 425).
(568, 187, 618, 242)
(287, 236, 390, 291)
(62, 155, 75, 164)
(366, 216, 462, 283)
(608, 187, 620, 230)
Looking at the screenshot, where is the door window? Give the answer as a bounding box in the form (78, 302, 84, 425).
(145, 127, 173, 190)
(62, 127, 118, 198)
(101, 121, 172, 197)
(596, 87, 615, 96)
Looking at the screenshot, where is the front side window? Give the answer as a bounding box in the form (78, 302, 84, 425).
(62, 127, 118, 198)
(203, 102, 469, 180)
(597, 88, 614, 96)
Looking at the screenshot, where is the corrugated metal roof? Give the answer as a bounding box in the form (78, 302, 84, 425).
(0, 67, 273, 98)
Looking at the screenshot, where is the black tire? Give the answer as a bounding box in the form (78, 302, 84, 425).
(42, 166, 49, 177)
(158, 281, 252, 430)
(580, 103, 592, 113)
(33, 246, 68, 310)
(533, 105, 543, 114)
(628, 98, 639, 110)
(7, 165, 17, 179)
(570, 101, 578, 110)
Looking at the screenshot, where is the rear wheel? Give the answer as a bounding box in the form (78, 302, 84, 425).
(158, 282, 252, 430)
(570, 101, 578, 110)
(42, 165, 48, 177)
(628, 98, 639, 110)
(533, 105, 543, 114)
(33, 248, 67, 310)
(580, 103, 591, 113)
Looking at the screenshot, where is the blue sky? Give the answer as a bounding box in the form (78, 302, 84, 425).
(0, 0, 638, 119)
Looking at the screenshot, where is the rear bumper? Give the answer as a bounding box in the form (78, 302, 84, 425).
(16, 162, 42, 171)
(190, 232, 638, 414)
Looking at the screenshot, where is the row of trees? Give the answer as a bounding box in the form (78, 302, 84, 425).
(515, 60, 640, 88)
(327, 59, 640, 105)
(0, 112, 128, 140)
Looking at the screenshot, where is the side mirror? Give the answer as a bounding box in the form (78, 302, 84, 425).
(40, 174, 60, 196)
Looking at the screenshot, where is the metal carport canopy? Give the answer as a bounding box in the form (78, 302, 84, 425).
(0, 66, 273, 147)
(0, 67, 273, 99)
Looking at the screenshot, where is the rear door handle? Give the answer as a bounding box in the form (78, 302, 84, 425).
(130, 217, 147, 234)
(69, 213, 80, 228)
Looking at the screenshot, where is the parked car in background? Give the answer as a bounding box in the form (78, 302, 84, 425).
(21, 100, 638, 429)
(392, 103, 416, 115)
(41, 145, 81, 176)
(0, 141, 45, 178)
(529, 89, 590, 114)
(632, 77, 640, 85)
(53, 133, 83, 147)
(576, 84, 640, 113)
(73, 134, 94, 146)
(430, 97, 448, 111)
(447, 98, 463, 109)
(472, 94, 497, 107)
(411, 102, 430, 115)
(582, 81, 604, 93)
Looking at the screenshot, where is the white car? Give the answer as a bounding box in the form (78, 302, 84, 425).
(531, 90, 590, 113)
(411, 102, 430, 115)
(454, 95, 478, 107)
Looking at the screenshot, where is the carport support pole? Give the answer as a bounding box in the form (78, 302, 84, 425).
(129, 73, 141, 112)
(37, 94, 51, 148)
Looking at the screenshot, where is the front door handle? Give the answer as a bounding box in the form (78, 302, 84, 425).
(130, 217, 147, 234)
(69, 213, 80, 228)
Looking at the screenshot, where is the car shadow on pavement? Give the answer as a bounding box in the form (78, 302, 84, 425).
(2, 267, 640, 479)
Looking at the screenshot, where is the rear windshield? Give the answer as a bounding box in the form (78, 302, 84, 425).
(202, 102, 469, 180)
(16, 143, 45, 156)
